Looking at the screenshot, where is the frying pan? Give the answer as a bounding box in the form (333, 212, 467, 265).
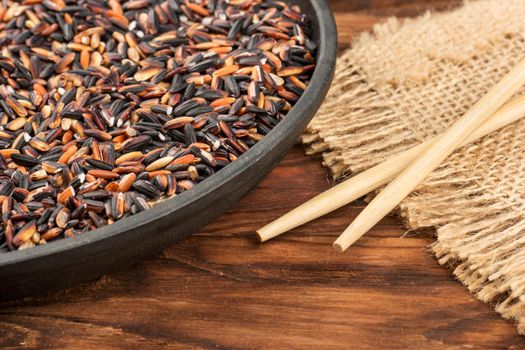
(0, 0, 337, 300)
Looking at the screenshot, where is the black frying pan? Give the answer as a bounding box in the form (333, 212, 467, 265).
(0, 0, 337, 300)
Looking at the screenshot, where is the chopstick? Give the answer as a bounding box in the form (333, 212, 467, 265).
(256, 94, 525, 243)
(333, 58, 525, 252)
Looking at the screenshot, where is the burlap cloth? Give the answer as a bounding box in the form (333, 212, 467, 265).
(302, 0, 525, 333)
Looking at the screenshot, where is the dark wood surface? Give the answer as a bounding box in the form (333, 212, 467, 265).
(2, 1, 524, 349)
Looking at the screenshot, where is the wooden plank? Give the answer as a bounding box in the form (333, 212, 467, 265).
(1, 1, 523, 348)
(332, 0, 461, 47)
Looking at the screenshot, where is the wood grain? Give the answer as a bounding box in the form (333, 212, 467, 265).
(331, 0, 461, 48)
(1, 1, 523, 349)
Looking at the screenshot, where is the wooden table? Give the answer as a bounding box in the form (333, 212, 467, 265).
(1, 1, 524, 349)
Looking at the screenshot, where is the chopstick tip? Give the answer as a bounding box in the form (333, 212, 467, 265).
(332, 242, 345, 253)
(256, 224, 284, 243)
(255, 230, 265, 243)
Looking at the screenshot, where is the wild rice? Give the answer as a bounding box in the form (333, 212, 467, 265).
(0, 0, 316, 251)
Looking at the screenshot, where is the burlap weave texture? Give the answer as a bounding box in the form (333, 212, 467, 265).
(302, 0, 525, 333)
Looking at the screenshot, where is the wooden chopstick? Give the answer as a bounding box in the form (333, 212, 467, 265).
(256, 95, 525, 243)
(333, 58, 525, 252)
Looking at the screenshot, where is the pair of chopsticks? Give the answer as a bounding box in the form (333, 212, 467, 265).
(257, 58, 525, 252)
